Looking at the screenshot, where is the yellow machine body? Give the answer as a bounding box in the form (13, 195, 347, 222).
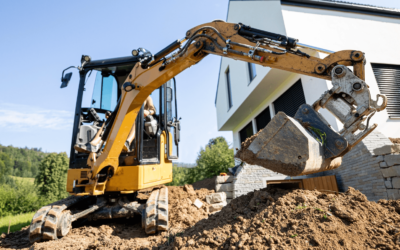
(67, 132, 173, 195)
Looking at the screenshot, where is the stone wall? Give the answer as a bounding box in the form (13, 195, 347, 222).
(323, 130, 399, 201)
(232, 163, 324, 198)
(232, 130, 400, 201)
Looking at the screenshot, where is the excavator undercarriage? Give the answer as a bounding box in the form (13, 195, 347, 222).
(29, 20, 387, 243)
(29, 187, 168, 242)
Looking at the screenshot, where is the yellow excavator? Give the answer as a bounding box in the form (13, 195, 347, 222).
(29, 21, 387, 242)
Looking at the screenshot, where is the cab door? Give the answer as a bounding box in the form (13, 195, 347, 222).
(163, 78, 180, 160)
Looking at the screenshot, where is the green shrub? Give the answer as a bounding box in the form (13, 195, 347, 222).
(0, 181, 46, 217)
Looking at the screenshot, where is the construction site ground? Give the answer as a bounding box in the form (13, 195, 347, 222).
(2, 180, 400, 249)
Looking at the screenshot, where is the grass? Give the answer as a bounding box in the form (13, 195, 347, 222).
(10, 176, 35, 184)
(0, 212, 35, 234)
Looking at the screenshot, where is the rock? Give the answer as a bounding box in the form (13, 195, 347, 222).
(387, 189, 400, 200)
(215, 183, 234, 192)
(381, 167, 398, 178)
(385, 178, 393, 189)
(208, 201, 227, 213)
(375, 155, 384, 162)
(193, 199, 203, 208)
(227, 199, 232, 204)
(206, 193, 227, 204)
(374, 145, 400, 155)
(184, 184, 196, 195)
(380, 162, 388, 168)
(392, 178, 400, 189)
(215, 175, 234, 184)
(385, 155, 400, 167)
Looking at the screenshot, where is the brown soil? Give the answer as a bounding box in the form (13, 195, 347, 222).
(191, 176, 216, 191)
(3, 186, 400, 249)
(390, 138, 400, 144)
(0, 186, 214, 250)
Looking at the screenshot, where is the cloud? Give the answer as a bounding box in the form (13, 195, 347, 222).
(0, 103, 73, 131)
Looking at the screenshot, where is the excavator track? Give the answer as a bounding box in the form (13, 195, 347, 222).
(29, 196, 87, 243)
(143, 187, 168, 234)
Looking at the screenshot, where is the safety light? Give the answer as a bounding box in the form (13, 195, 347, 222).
(132, 49, 138, 56)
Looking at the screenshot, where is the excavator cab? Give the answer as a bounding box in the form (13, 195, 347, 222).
(62, 55, 180, 172)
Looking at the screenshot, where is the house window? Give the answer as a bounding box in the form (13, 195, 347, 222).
(371, 63, 400, 118)
(226, 67, 233, 109)
(239, 122, 254, 144)
(255, 106, 271, 132)
(274, 79, 306, 117)
(248, 63, 256, 82)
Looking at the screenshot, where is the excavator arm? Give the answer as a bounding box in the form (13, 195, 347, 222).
(84, 21, 387, 195)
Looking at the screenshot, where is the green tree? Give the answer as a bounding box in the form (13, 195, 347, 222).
(35, 153, 69, 201)
(196, 136, 235, 179)
(0, 160, 6, 178)
(0, 152, 13, 175)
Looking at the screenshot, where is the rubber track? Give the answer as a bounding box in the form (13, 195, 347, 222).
(29, 196, 87, 243)
(144, 187, 168, 234)
(29, 205, 66, 242)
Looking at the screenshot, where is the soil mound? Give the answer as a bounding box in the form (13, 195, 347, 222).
(0, 186, 214, 250)
(390, 138, 400, 144)
(3, 186, 400, 249)
(170, 187, 400, 249)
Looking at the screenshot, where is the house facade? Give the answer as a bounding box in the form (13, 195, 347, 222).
(215, 0, 400, 200)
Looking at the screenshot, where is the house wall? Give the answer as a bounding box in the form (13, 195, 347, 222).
(281, 5, 400, 137)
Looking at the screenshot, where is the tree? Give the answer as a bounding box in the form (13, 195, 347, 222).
(0, 152, 13, 175)
(35, 153, 69, 201)
(196, 137, 235, 179)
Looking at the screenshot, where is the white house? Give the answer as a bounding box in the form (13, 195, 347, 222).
(215, 0, 400, 201)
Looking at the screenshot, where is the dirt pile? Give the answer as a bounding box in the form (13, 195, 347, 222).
(171, 187, 400, 250)
(390, 138, 400, 144)
(3, 186, 400, 249)
(0, 186, 214, 250)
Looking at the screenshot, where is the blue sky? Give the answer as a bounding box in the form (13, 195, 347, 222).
(0, 0, 399, 163)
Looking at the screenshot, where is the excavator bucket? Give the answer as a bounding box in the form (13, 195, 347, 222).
(236, 109, 342, 176)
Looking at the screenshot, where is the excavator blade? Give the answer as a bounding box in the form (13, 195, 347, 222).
(236, 111, 342, 176)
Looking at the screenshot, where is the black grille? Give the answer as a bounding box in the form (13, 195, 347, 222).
(274, 79, 306, 117)
(80, 171, 87, 178)
(371, 63, 400, 118)
(239, 122, 254, 144)
(255, 106, 271, 131)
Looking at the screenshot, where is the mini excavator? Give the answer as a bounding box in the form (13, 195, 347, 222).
(29, 20, 387, 242)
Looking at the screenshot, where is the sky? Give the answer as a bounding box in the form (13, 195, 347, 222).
(0, 0, 399, 163)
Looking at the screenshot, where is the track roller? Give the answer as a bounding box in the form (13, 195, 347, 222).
(143, 187, 169, 234)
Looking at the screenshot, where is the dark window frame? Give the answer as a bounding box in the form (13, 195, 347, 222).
(226, 67, 233, 110)
(239, 121, 254, 145)
(255, 106, 271, 132)
(248, 63, 257, 84)
(273, 79, 306, 117)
